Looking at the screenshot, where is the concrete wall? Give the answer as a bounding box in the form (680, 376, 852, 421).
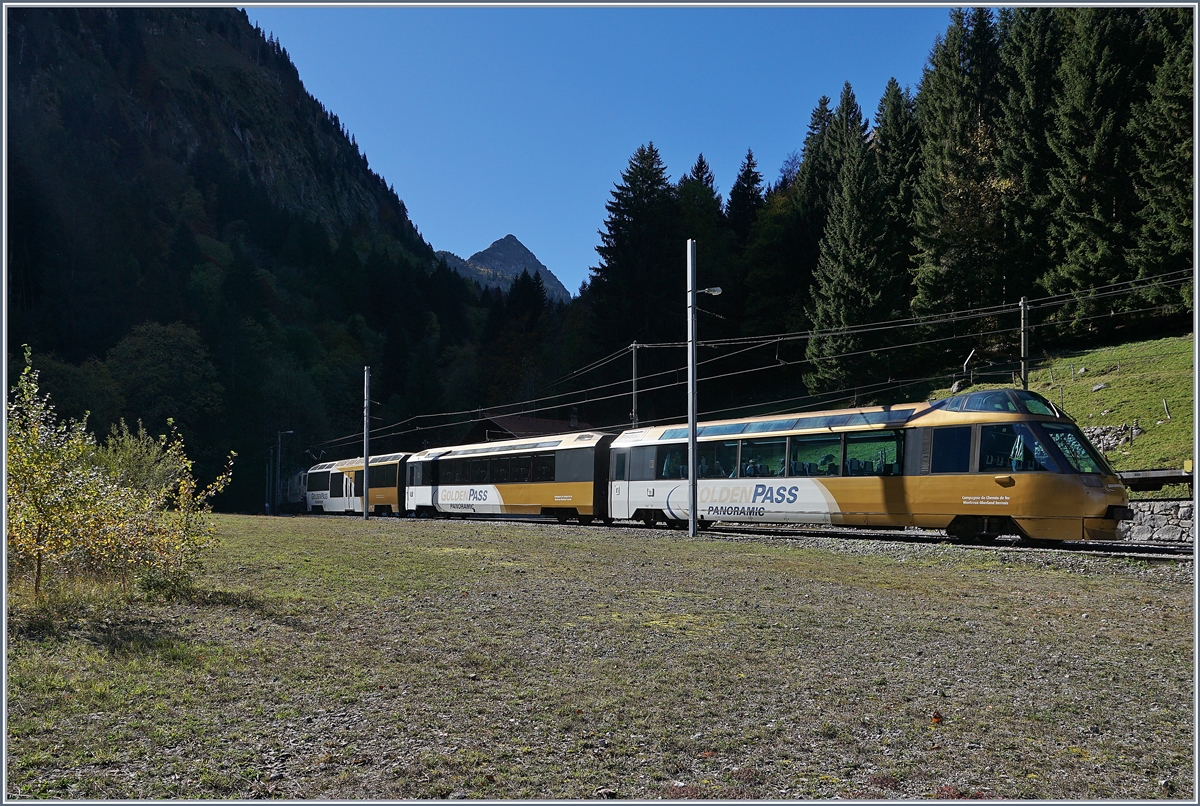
(1119, 499, 1194, 543)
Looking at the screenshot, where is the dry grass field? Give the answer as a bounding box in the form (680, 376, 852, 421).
(6, 514, 1194, 799)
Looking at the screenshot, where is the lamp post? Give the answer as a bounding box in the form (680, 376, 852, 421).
(686, 239, 721, 538)
(276, 430, 293, 516)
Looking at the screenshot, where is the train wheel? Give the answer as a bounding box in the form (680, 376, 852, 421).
(697, 519, 712, 531)
(555, 512, 569, 524)
(642, 512, 658, 529)
(579, 515, 594, 526)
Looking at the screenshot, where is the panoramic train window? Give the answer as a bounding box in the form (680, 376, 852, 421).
(470, 458, 489, 484)
(369, 463, 398, 489)
(630, 446, 657, 480)
(308, 470, 330, 492)
(533, 453, 556, 482)
(697, 440, 738, 478)
(1039, 423, 1111, 474)
(510, 454, 533, 483)
(962, 391, 1019, 412)
(740, 438, 786, 477)
(328, 471, 344, 495)
(979, 423, 1059, 473)
(658, 447, 687, 479)
(789, 434, 841, 476)
(844, 431, 903, 476)
(931, 426, 971, 473)
(490, 456, 510, 483)
(1014, 390, 1056, 416)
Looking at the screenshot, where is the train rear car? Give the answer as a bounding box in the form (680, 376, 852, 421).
(611, 389, 1130, 542)
(406, 432, 614, 522)
(305, 454, 409, 515)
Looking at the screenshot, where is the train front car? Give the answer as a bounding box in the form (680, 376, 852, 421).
(912, 389, 1129, 542)
(610, 389, 1130, 542)
(405, 432, 615, 522)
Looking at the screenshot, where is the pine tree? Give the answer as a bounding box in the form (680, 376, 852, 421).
(1128, 7, 1193, 308)
(725, 149, 765, 252)
(911, 8, 1007, 317)
(1042, 7, 1148, 323)
(805, 84, 888, 395)
(995, 7, 1063, 298)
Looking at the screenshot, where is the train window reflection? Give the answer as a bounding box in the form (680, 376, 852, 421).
(979, 423, 1058, 473)
(1040, 423, 1110, 474)
(740, 438, 786, 477)
(963, 391, 1018, 412)
(789, 435, 841, 476)
(511, 455, 533, 483)
(697, 441, 738, 479)
(845, 431, 903, 476)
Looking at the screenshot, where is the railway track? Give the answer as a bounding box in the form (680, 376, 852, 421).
(327, 511, 1195, 560)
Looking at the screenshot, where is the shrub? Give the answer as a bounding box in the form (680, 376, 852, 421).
(6, 348, 233, 597)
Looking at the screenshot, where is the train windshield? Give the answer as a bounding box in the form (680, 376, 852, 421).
(1038, 423, 1113, 475)
(1013, 390, 1058, 417)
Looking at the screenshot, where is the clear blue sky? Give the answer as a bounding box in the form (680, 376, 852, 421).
(246, 5, 954, 296)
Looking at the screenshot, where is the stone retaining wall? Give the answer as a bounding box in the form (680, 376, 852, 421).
(1119, 499, 1194, 543)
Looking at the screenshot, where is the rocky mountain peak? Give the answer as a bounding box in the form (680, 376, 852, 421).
(437, 235, 571, 303)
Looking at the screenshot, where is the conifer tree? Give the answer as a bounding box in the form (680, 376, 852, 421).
(678, 153, 738, 339)
(805, 84, 887, 394)
(741, 97, 833, 336)
(725, 149, 765, 252)
(586, 142, 681, 353)
(871, 77, 921, 318)
(995, 7, 1063, 297)
(1042, 7, 1148, 323)
(1128, 7, 1193, 308)
(911, 8, 1007, 317)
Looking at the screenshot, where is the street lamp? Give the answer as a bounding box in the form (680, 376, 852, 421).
(687, 239, 722, 538)
(276, 430, 293, 516)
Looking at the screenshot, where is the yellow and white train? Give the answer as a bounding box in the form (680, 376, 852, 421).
(309, 389, 1132, 542)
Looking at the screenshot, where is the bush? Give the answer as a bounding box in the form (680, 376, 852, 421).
(6, 348, 234, 597)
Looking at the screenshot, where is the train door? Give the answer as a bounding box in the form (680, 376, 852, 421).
(609, 448, 630, 519)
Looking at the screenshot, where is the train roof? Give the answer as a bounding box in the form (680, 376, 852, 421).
(614, 388, 1068, 446)
(307, 453, 410, 473)
(408, 430, 612, 462)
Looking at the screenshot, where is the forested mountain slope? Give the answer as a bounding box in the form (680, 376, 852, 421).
(7, 7, 488, 510)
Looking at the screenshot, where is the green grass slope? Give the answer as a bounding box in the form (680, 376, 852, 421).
(930, 334, 1194, 473)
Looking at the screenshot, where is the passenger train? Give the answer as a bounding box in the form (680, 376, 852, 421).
(306, 389, 1132, 543)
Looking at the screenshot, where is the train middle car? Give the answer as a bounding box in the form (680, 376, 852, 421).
(405, 432, 615, 522)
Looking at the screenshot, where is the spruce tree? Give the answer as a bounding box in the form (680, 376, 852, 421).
(1128, 7, 1193, 308)
(678, 153, 738, 340)
(1042, 7, 1148, 323)
(805, 84, 887, 395)
(911, 8, 1007, 317)
(741, 97, 834, 336)
(870, 77, 921, 319)
(995, 7, 1063, 298)
(586, 142, 681, 354)
(726, 149, 765, 252)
